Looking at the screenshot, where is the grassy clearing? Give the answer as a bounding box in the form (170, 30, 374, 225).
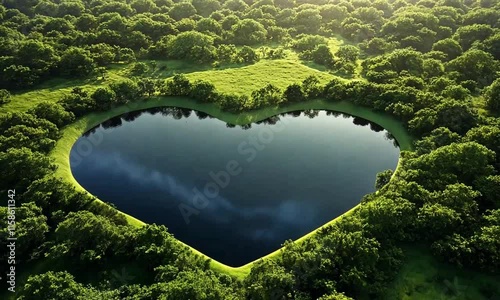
(4, 56, 338, 115)
(49, 95, 414, 279)
(186, 59, 335, 95)
(383, 245, 500, 300)
(3, 36, 354, 114)
(2, 65, 129, 113)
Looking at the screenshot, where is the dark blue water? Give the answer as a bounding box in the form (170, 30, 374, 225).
(70, 108, 400, 266)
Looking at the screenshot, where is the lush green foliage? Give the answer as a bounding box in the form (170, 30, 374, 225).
(1, 0, 499, 298)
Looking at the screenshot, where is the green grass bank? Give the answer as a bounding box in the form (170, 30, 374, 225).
(50, 96, 414, 279)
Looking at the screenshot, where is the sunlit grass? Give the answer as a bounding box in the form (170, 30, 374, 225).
(187, 59, 336, 95)
(2, 65, 129, 113)
(4, 57, 337, 114)
(3, 36, 356, 115)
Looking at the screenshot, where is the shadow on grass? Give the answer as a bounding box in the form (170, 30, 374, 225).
(299, 60, 358, 80)
(140, 59, 254, 79)
(10, 64, 133, 96)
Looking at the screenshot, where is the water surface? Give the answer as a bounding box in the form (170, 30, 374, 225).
(70, 108, 399, 266)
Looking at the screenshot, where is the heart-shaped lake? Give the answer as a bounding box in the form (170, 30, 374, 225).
(70, 108, 400, 266)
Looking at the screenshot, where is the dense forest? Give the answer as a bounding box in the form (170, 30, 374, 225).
(0, 0, 499, 299)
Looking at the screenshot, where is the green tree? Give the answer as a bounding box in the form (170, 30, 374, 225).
(375, 169, 394, 189)
(432, 38, 463, 60)
(165, 74, 192, 96)
(3, 202, 48, 261)
(18, 271, 87, 300)
(434, 183, 480, 222)
(27, 102, 75, 128)
(282, 219, 402, 296)
(292, 35, 327, 53)
(283, 83, 306, 103)
(0, 89, 11, 104)
(0, 112, 59, 140)
(169, 2, 197, 20)
(446, 49, 498, 87)
(91, 87, 117, 110)
(131, 0, 158, 13)
(434, 100, 478, 134)
(133, 224, 184, 270)
(16, 40, 57, 72)
(23, 175, 94, 219)
(161, 270, 239, 299)
(219, 93, 247, 112)
(302, 75, 322, 99)
(189, 80, 217, 102)
(361, 37, 395, 55)
(417, 203, 462, 239)
(468, 210, 500, 271)
(441, 84, 470, 101)
(335, 45, 360, 63)
(189, 45, 216, 63)
(131, 62, 149, 75)
(110, 79, 141, 103)
(216, 44, 237, 63)
(236, 46, 259, 64)
(406, 142, 495, 189)
(312, 44, 334, 67)
(250, 84, 283, 108)
(34, 0, 58, 16)
(483, 78, 500, 113)
(59, 88, 96, 117)
(245, 260, 295, 300)
(75, 14, 98, 31)
(318, 291, 354, 300)
(0, 147, 56, 194)
(465, 124, 500, 171)
(138, 78, 157, 97)
(59, 47, 95, 77)
(192, 0, 221, 17)
(294, 8, 322, 34)
(51, 211, 127, 262)
(223, 0, 249, 11)
(475, 175, 500, 209)
(415, 127, 461, 154)
(93, 2, 134, 16)
(166, 31, 214, 60)
(463, 8, 500, 27)
(2, 65, 39, 89)
(323, 78, 347, 102)
(232, 19, 267, 45)
(58, 1, 85, 16)
(453, 24, 494, 50)
(221, 15, 240, 31)
(87, 43, 116, 66)
(196, 18, 223, 35)
(359, 196, 416, 241)
(481, 32, 500, 60)
(0, 125, 56, 153)
(433, 210, 500, 271)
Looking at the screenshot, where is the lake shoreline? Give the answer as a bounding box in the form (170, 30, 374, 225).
(50, 96, 414, 278)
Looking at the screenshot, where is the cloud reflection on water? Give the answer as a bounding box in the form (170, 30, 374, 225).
(84, 149, 317, 239)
